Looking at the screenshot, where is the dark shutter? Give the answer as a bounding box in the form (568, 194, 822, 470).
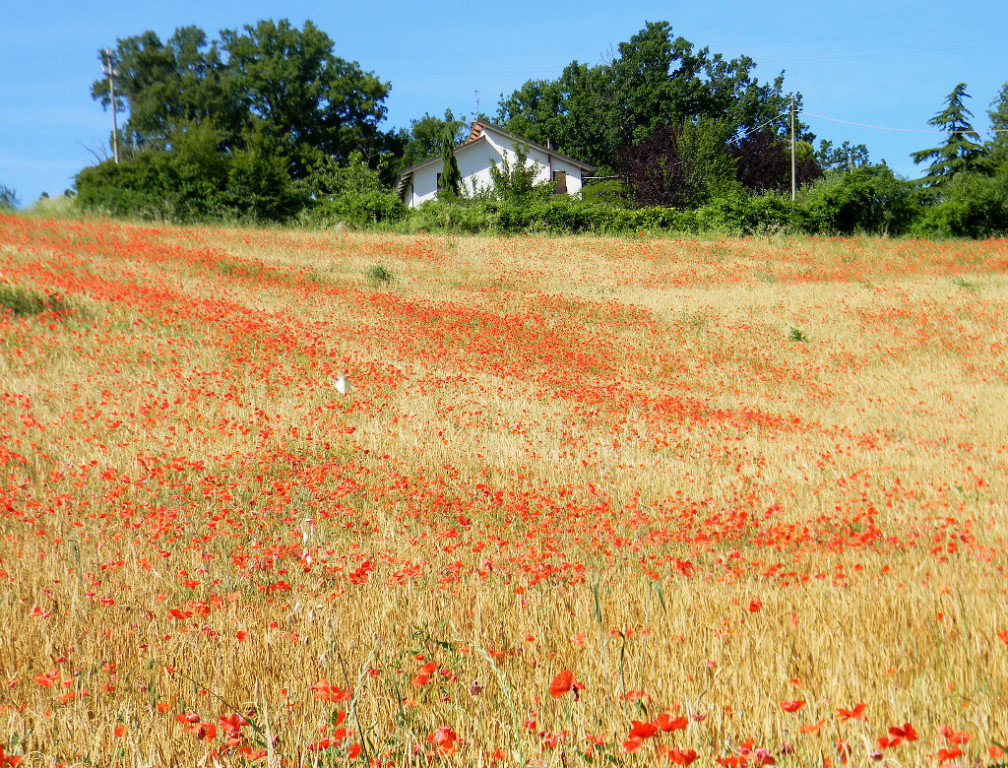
(553, 170, 567, 195)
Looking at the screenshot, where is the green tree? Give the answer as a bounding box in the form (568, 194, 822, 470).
(396, 109, 468, 172)
(302, 151, 404, 228)
(90, 26, 232, 151)
(223, 124, 307, 221)
(497, 21, 799, 169)
(986, 82, 1008, 171)
(816, 139, 871, 171)
(497, 63, 614, 170)
(614, 118, 739, 207)
(800, 165, 918, 235)
(438, 127, 462, 198)
(0, 184, 18, 210)
(91, 19, 395, 177)
(220, 19, 392, 176)
(911, 83, 984, 186)
(487, 142, 548, 202)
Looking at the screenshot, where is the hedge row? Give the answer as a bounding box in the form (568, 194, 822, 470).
(73, 156, 1008, 238)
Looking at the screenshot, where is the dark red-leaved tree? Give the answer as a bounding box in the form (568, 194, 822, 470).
(729, 129, 820, 193)
(613, 125, 693, 207)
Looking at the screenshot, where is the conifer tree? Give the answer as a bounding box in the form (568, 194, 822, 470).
(986, 82, 1008, 171)
(438, 127, 462, 198)
(911, 83, 983, 185)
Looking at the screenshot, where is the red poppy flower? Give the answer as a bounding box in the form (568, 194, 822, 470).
(800, 719, 825, 734)
(655, 713, 688, 732)
(836, 704, 866, 721)
(668, 748, 699, 765)
(888, 723, 917, 742)
(549, 670, 574, 698)
(628, 720, 659, 739)
(939, 725, 970, 745)
(623, 737, 644, 754)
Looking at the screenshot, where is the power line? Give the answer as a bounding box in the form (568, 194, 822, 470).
(734, 111, 791, 140)
(802, 111, 1008, 134)
(755, 37, 1007, 65)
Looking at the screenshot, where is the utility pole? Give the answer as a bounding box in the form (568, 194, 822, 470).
(101, 49, 119, 164)
(790, 96, 796, 201)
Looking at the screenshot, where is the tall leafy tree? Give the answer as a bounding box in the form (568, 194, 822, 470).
(498, 63, 614, 170)
(816, 139, 871, 171)
(220, 19, 391, 176)
(911, 83, 984, 185)
(497, 21, 797, 170)
(396, 109, 468, 171)
(728, 129, 820, 193)
(90, 27, 231, 151)
(614, 118, 738, 206)
(91, 19, 394, 177)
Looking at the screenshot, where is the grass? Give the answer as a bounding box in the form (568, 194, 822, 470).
(367, 262, 394, 285)
(0, 215, 1007, 766)
(788, 326, 809, 342)
(0, 283, 74, 318)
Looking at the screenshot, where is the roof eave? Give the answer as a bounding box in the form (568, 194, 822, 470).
(472, 120, 597, 172)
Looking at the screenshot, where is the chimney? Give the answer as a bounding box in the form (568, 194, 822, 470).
(546, 138, 553, 151)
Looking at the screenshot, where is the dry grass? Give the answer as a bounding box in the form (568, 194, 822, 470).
(1, 214, 1007, 767)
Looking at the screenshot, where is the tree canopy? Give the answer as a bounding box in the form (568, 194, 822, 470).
(91, 19, 393, 178)
(395, 110, 469, 173)
(496, 21, 797, 170)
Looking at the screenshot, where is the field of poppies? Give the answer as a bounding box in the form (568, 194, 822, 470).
(1, 214, 1007, 767)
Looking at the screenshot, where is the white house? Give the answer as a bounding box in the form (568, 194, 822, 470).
(395, 120, 596, 208)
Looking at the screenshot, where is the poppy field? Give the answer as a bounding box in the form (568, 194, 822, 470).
(1, 214, 1007, 767)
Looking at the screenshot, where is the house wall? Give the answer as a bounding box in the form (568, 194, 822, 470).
(481, 129, 585, 197)
(405, 130, 587, 208)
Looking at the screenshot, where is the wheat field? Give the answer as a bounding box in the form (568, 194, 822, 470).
(1, 214, 1007, 767)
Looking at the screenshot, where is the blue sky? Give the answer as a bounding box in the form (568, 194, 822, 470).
(2, 0, 1006, 205)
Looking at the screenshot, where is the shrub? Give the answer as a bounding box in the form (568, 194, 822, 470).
(400, 199, 497, 234)
(912, 171, 1008, 238)
(75, 154, 179, 220)
(309, 191, 404, 229)
(486, 142, 552, 203)
(579, 179, 631, 206)
(0, 284, 74, 318)
(367, 264, 394, 285)
(26, 194, 78, 219)
(75, 123, 307, 224)
(798, 166, 918, 235)
(223, 128, 307, 223)
(692, 193, 802, 235)
(302, 151, 405, 229)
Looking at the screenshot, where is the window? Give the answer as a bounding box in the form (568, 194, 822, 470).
(553, 170, 567, 195)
